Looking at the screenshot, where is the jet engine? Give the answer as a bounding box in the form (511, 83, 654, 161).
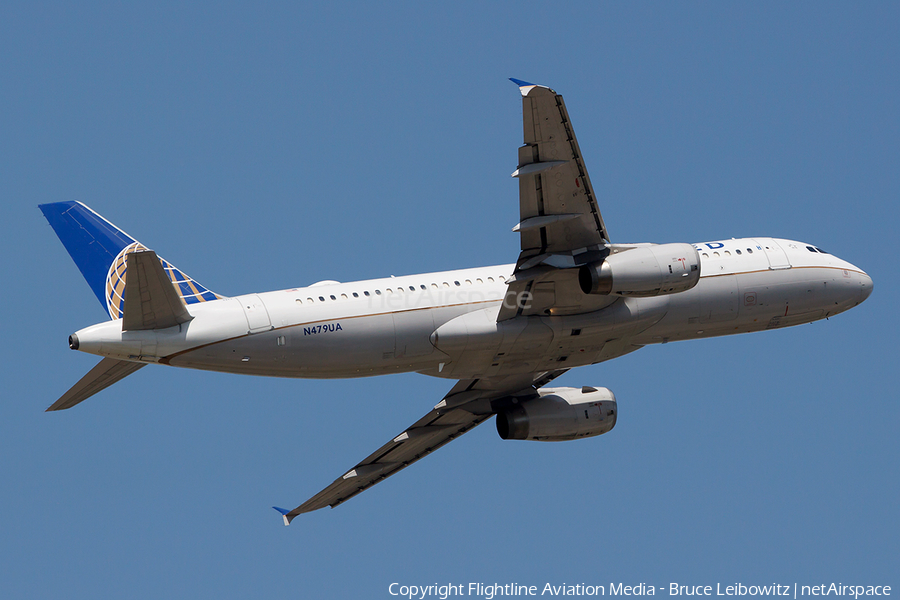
(496, 386, 617, 441)
(578, 243, 700, 297)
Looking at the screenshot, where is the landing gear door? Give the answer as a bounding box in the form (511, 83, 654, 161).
(753, 239, 791, 270)
(237, 294, 273, 333)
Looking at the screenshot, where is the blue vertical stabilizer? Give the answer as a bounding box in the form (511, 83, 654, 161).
(40, 201, 220, 319)
(40, 202, 136, 313)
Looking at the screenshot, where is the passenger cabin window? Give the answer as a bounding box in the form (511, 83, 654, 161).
(295, 298, 302, 304)
(747, 248, 753, 254)
(454, 281, 460, 286)
(735, 249, 742, 255)
(352, 292, 359, 298)
(329, 295, 336, 300)
(364, 291, 370, 297)
(307, 297, 314, 303)
(724, 251, 731, 256)
(420, 285, 426, 290)
(318, 296, 325, 302)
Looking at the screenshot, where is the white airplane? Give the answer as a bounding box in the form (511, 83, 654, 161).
(41, 79, 872, 525)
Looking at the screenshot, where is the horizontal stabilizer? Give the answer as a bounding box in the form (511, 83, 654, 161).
(46, 358, 145, 411)
(123, 250, 193, 331)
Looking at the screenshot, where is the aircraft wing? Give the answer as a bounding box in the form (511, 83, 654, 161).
(500, 80, 615, 321)
(274, 371, 567, 524)
(512, 79, 609, 257)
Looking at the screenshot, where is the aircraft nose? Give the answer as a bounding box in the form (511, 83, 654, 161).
(858, 271, 874, 303)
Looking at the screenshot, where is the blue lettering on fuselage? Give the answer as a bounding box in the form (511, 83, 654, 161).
(303, 322, 343, 336)
(694, 242, 727, 251)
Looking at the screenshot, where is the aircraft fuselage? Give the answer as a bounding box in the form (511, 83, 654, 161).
(70, 237, 872, 381)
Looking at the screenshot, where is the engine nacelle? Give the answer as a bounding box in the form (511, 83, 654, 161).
(496, 386, 617, 442)
(578, 242, 700, 297)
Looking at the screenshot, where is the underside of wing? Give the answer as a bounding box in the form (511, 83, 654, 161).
(278, 403, 492, 523)
(275, 371, 568, 524)
(500, 80, 616, 321)
(512, 80, 609, 257)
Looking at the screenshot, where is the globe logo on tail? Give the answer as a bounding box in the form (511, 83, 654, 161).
(105, 242, 148, 320)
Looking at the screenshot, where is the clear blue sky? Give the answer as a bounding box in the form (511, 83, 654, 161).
(2, 2, 897, 598)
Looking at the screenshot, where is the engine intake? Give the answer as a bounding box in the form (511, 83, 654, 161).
(579, 243, 701, 297)
(496, 386, 617, 442)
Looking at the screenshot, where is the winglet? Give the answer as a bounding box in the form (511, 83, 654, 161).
(509, 77, 535, 87)
(272, 506, 292, 526)
(509, 78, 552, 97)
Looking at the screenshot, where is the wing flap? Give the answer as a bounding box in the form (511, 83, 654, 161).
(46, 358, 145, 411)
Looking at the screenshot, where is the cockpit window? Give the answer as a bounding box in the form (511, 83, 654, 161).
(806, 246, 817, 253)
(815, 247, 828, 254)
